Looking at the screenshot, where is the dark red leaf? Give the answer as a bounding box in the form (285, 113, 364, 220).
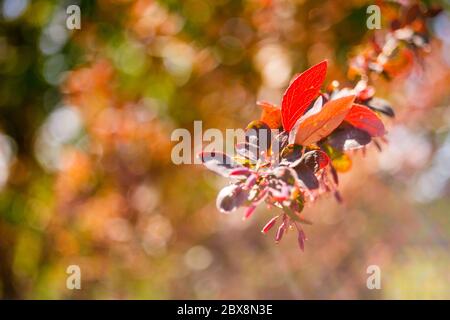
(289, 150, 329, 190)
(328, 125, 372, 151)
(295, 165, 319, 190)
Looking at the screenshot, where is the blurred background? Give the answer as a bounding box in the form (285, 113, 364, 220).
(0, 0, 449, 299)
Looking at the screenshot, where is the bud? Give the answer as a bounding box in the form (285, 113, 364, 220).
(261, 216, 278, 234)
(229, 168, 251, 177)
(334, 191, 343, 203)
(243, 206, 256, 220)
(297, 229, 306, 251)
(275, 223, 286, 243)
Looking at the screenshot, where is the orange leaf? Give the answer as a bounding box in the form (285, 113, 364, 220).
(345, 104, 385, 137)
(281, 60, 327, 132)
(258, 101, 282, 129)
(294, 95, 355, 146)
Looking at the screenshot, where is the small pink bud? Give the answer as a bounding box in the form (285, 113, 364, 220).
(243, 206, 256, 220)
(229, 168, 250, 176)
(275, 223, 286, 243)
(261, 216, 278, 234)
(297, 229, 306, 251)
(334, 191, 343, 203)
(330, 166, 339, 185)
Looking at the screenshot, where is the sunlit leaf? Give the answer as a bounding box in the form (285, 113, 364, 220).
(344, 104, 385, 137)
(292, 95, 356, 146)
(281, 60, 327, 131)
(258, 101, 282, 129)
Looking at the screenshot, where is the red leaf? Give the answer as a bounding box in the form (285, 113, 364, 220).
(294, 95, 356, 146)
(258, 101, 282, 129)
(345, 104, 385, 137)
(281, 60, 327, 132)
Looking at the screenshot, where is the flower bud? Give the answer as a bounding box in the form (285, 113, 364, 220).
(261, 216, 278, 234)
(243, 206, 256, 220)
